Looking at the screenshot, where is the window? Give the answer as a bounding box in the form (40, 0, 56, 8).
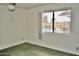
(41, 10, 71, 33)
(42, 12, 53, 33)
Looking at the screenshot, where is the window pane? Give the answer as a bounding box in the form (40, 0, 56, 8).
(54, 10, 71, 33)
(42, 12, 53, 33)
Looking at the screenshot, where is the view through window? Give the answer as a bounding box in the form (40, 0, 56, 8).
(42, 12, 53, 33)
(41, 10, 71, 33)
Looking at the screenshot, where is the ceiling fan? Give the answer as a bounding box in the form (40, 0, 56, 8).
(8, 3, 16, 23)
(8, 3, 16, 12)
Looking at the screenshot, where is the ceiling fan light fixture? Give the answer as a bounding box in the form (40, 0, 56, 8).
(8, 3, 16, 12)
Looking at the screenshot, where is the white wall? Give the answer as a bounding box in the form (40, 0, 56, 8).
(0, 5, 28, 50)
(24, 3, 79, 55)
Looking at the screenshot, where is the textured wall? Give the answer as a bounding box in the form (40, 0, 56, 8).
(0, 5, 28, 50)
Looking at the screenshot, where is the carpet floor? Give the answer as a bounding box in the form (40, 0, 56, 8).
(0, 42, 77, 56)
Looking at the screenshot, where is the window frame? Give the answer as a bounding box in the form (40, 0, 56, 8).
(38, 8, 72, 39)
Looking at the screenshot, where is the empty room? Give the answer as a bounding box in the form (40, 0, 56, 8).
(0, 3, 79, 56)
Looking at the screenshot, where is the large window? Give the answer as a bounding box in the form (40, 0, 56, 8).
(41, 10, 71, 33)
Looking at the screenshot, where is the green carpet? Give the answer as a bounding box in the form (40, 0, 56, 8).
(0, 42, 77, 56)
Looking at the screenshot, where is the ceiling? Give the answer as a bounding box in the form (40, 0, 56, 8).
(0, 3, 49, 9)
